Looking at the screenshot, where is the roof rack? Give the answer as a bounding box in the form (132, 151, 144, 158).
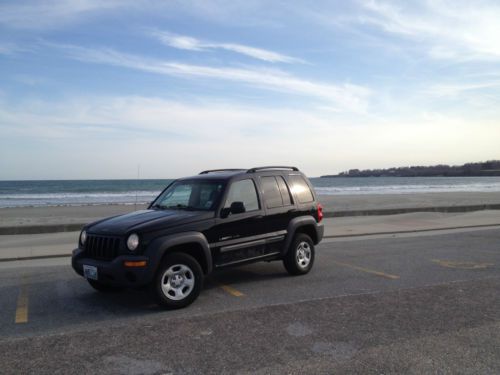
(199, 169, 245, 175)
(246, 166, 299, 173)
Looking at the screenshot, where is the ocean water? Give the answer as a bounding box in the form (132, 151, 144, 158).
(313, 176, 500, 195)
(1, 177, 500, 208)
(0, 179, 173, 208)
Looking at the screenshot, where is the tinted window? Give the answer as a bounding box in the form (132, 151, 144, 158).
(288, 175, 314, 203)
(160, 184, 192, 207)
(276, 176, 292, 206)
(261, 176, 283, 208)
(224, 179, 259, 212)
(153, 180, 224, 210)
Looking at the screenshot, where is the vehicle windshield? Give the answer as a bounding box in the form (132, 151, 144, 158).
(151, 180, 225, 211)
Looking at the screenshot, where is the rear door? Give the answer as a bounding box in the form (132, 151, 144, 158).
(259, 175, 295, 251)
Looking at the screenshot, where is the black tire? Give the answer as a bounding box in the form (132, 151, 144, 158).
(87, 279, 124, 293)
(283, 233, 315, 275)
(153, 252, 204, 309)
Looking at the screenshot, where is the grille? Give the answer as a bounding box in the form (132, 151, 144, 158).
(85, 235, 121, 261)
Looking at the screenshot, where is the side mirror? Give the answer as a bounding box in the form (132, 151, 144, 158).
(230, 201, 246, 214)
(220, 201, 246, 218)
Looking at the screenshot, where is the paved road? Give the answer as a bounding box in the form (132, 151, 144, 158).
(0, 229, 499, 374)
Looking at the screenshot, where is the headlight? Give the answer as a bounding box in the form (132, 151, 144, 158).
(127, 233, 140, 251)
(80, 230, 87, 246)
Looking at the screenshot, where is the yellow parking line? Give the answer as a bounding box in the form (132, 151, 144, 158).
(218, 283, 244, 297)
(333, 260, 400, 280)
(431, 259, 494, 270)
(15, 283, 29, 324)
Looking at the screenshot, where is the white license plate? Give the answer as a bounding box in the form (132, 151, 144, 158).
(83, 265, 98, 280)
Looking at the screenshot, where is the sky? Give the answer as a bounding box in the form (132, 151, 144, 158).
(0, 0, 499, 179)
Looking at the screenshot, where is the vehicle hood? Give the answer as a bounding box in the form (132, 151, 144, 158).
(87, 209, 212, 235)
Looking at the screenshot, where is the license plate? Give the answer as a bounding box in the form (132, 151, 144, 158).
(83, 265, 98, 280)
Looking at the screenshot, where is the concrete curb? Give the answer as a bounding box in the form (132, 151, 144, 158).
(323, 223, 500, 238)
(1, 203, 500, 235)
(324, 203, 500, 217)
(0, 223, 84, 235)
(0, 253, 71, 263)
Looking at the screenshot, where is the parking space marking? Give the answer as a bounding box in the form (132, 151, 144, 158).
(15, 278, 29, 324)
(431, 259, 494, 270)
(218, 283, 244, 297)
(333, 260, 400, 280)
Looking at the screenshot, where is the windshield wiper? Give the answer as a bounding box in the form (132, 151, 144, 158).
(150, 204, 166, 210)
(165, 204, 197, 211)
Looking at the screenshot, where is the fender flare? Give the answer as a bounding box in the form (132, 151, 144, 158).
(146, 231, 213, 275)
(283, 216, 318, 255)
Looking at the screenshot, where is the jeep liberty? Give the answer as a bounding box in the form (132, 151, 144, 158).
(72, 166, 324, 308)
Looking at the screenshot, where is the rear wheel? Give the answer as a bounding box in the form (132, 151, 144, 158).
(153, 253, 203, 309)
(87, 279, 124, 293)
(283, 233, 315, 275)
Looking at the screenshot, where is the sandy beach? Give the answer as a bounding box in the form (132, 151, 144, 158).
(1, 191, 500, 230)
(318, 191, 500, 211)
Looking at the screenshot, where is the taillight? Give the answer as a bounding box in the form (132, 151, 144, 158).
(317, 203, 323, 222)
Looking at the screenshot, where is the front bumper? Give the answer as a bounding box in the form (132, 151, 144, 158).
(71, 248, 154, 287)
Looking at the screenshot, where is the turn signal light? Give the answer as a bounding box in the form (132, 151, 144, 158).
(317, 203, 323, 222)
(124, 260, 147, 268)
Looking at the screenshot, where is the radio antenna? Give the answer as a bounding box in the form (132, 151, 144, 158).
(134, 164, 140, 211)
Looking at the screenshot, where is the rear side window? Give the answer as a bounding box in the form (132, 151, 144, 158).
(288, 175, 314, 203)
(276, 176, 292, 206)
(261, 176, 283, 208)
(224, 179, 259, 212)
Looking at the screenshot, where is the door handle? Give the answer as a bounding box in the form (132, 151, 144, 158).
(287, 209, 297, 213)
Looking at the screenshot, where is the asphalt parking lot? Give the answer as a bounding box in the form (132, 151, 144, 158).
(0, 228, 499, 374)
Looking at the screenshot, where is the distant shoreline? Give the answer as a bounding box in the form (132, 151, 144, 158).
(322, 160, 500, 178)
(320, 175, 500, 178)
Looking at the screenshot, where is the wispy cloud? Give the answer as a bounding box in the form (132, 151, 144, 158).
(426, 81, 500, 98)
(0, 96, 326, 139)
(12, 74, 47, 86)
(51, 43, 370, 112)
(0, 42, 29, 56)
(151, 30, 302, 64)
(356, 0, 500, 61)
(0, 0, 132, 29)
(0, 95, 336, 178)
(3, 95, 500, 179)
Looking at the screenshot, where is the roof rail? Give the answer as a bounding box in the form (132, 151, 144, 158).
(199, 169, 245, 175)
(246, 166, 299, 173)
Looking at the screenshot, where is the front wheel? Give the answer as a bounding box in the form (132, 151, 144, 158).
(153, 253, 203, 309)
(283, 233, 315, 275)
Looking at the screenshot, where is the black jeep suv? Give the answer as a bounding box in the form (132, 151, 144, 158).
(72, 166, 324, 308)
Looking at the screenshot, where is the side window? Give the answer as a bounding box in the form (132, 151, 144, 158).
(276, 176, 292, 206)
(288, 175, 314, 203)
(194, 183, 224, 210)
(261, 176, 283, 208)
(224, 179, 259, 212)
